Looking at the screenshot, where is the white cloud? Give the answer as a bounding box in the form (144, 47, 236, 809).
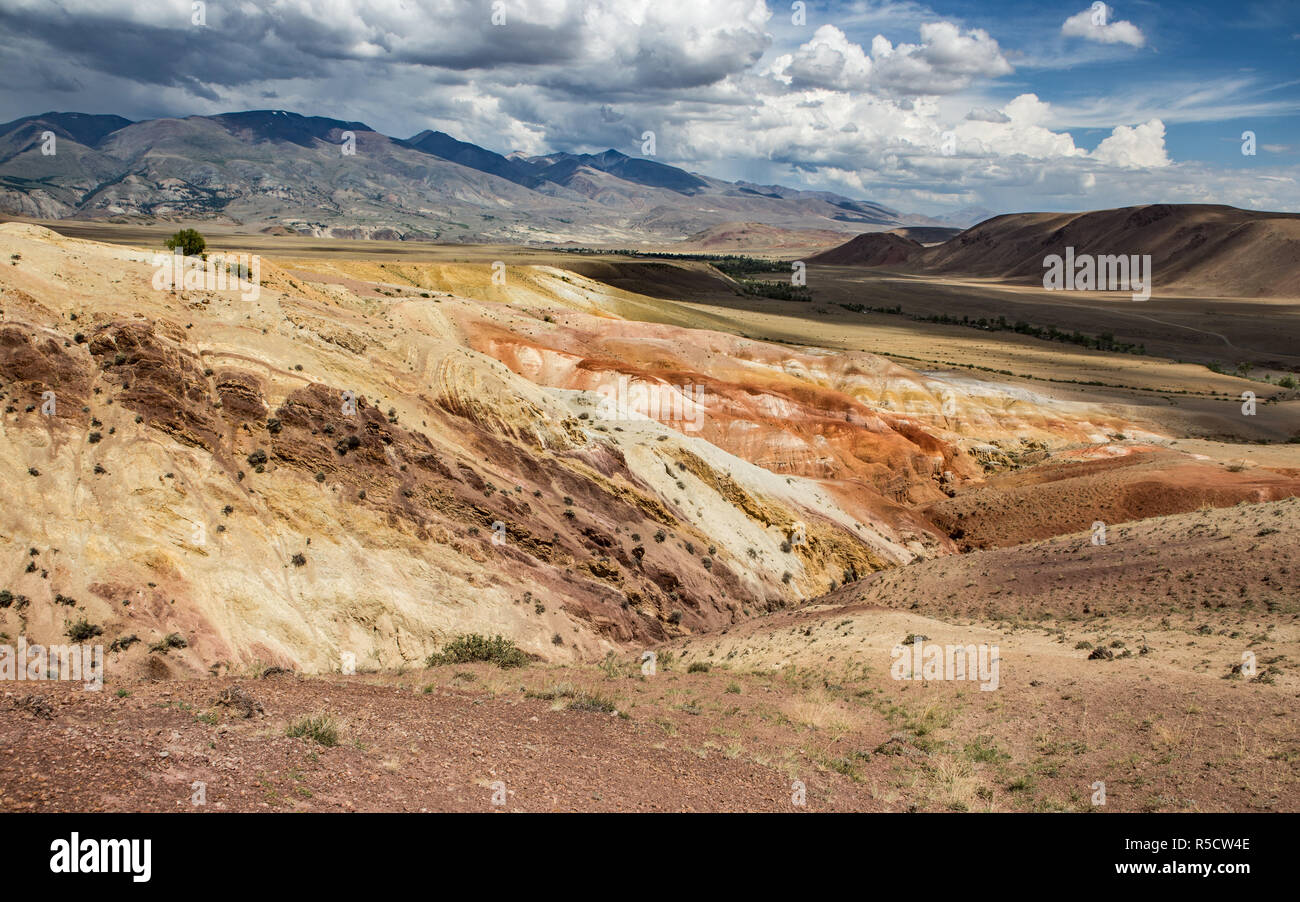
(1091, 118, 1170, 168)
(778, 25, 873, 91)
(4, 0, 1297, 217)
(953, 94, 1085, 160)
(773, 20, 1012, 97)
(1062, 4, 1146, 48)
(870, 22, 1013, 95)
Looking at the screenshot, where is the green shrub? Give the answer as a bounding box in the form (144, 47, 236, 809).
(65, 618, 103, 642)
(164, 228, 206, 257)
(426, 633, 529, 669)
(737, 278, 811, 302)
(687, 662, 710, 673)
(964, 735, 1009, 763)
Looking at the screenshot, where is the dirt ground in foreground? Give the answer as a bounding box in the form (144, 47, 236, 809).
(3, 587, 1295, 813)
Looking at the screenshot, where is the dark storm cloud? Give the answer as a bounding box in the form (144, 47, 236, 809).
(0, 5, 330, 89)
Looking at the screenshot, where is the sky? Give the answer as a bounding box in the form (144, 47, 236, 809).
(0, 0, 1297, 217)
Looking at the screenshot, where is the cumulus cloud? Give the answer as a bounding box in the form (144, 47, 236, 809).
(948, 94, 1084, 160)
(1091, 119, 1170, 168)
(869, 22, 1013, 95)
(778, 25, 873, 91)
(774, 20, 1012, 96)
(965, 107, 1010, 123)
(1061, 4, 1146, 48)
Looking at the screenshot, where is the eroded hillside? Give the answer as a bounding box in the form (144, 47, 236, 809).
(0, 223, 1260, 678)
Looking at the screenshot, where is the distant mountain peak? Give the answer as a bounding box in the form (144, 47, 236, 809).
(0, 111, 133, 148)
(210, 110, 373, 147)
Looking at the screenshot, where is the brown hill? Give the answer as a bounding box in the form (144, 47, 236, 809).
(913, 204, 1300, 297)
(677, 221, 850, 253)
(886, 226, 963, 244)
(919, 446, 1300, 551)
(812, 204, 1300, 298)
(836, 494, 1300, 621)
(807, 231, 923, 266)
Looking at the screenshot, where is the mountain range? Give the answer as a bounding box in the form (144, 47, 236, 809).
(0, 109, 962, 244)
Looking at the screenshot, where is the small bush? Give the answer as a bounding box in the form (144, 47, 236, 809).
(567, 691, 618, 714)
(150, 633, 188, 653)
(687, 662, 710, 673)
(426, 633, 529, 669)
(286, 713, 339, 747)
(65, 618, 103, 642)
(109, 634, 140, 653)
(164, 228, 206, 257)
(964, 735, 1009, 763)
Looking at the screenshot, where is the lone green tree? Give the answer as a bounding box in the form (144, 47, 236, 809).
(164, 228, 206, 257)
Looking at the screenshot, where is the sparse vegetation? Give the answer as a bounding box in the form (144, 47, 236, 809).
(109, 635, 140, 652)
(149, 633, 188, 653)
(286, 713, 340, 747)
(65, 619, 103, 642)
(426, 634, 529, 669)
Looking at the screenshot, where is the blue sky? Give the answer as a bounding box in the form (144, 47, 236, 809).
(0, 0, 1296, 216)
(747, 0, 1300, 211)
(947, 0, 1300, 161)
